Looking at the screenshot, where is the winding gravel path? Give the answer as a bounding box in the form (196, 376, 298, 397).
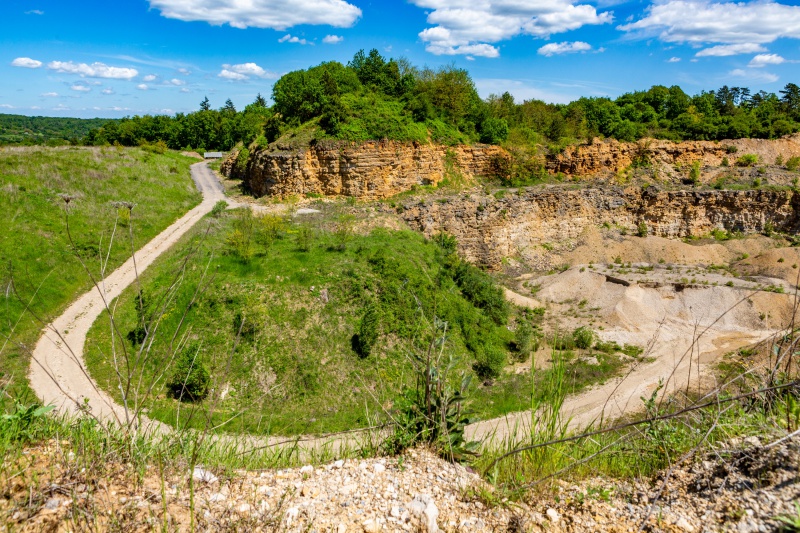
(29, 162, 227, 426)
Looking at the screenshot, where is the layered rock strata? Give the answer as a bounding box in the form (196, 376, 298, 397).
(398, 187, 800, 269)
(228, 140, 507, 200)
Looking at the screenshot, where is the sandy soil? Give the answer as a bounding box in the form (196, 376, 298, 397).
(467, 265, 796, 442)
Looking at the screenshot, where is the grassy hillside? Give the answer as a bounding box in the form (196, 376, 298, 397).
(0, 146, 201, 399)
(83, 204, 630, 436)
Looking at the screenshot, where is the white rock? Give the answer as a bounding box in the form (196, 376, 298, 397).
(423, 501, 439, 533)
(192, 466, 218, 484)
(208, 493, 226, 503)
(336, 524, 347, 533)
(236, 503, 252, 515)
(258, 500, 270, 512)
(373, 464, 386, 474)
(410, 494, 432, 517)
(546, 508, 560, 523)
(300, 465, 314, 475)
(285, 507, 299, 526)
(340, 483, 358, 495)
(675, 517, 696, 532)
(390, 506, 402, 518)
(362, 518, 382, 532)
(334, 460, 345, 469)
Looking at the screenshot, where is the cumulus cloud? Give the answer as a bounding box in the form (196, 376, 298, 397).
(619, 1, 800, 45)
(70, 84, 91, 92)
(41, 92, 59, 97)
(47, 61, 138, 79)
(748, 53, 785, 68)
(101, 88, 115, 95)
(180, 87, 191, 93)
(729, 68, 779, 83)
(323, 34, 344, 44)
(11, 57, 42, 68)
(537, 41, 592, 56)
(143, 74, 157, 82)
(219, 62, 277, 81)
(177, 67, 191, 75)
(279, 33, 312, 45)
(410, 0, 612, 57)
(25, 10, 44, 15)
(148, 0, 361, 30)
(695, 43, 767, 57)
(167, 78, 186, 86)
(0, 104, 16, 109)
(136, 84, 150, 90)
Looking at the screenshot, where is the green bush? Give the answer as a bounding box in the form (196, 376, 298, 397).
(166, 345, 210, 402)
(210, 200, 228, 217)
(473, 345, 506, 379)
(736, 154, 759, 167)
(480, 117, 510, 144)
(573, 327, 595, 350)
(226, 208, 255, 261)
(689, 160, 701, 184)
(234, 147, 249, 175)
(513, 320, 538, 361)
(787, 156, 800, 171)
(353, 304, 380, 358)
(636, 221, 648, 238)
(453, 263, 509, 325)
(552, 333, 575, 351)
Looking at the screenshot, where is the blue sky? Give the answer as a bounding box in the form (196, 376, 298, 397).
(2, 0, 799, 118)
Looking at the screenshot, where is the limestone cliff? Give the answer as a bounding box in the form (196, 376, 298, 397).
(547, 135, 800, 176)
(398, 188, 800, 269)
(226, 140, 507, 200)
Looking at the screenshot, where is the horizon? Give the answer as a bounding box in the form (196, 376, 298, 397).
(2, 0, 800, 119)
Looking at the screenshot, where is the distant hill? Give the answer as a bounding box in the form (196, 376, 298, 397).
(0, 113, 114, 145)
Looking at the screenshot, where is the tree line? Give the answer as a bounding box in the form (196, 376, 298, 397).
(6, 49, 799, 150)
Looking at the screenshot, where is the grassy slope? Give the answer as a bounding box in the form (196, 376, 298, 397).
(84, 204, 628, 436)
(0, 146, 201, 399)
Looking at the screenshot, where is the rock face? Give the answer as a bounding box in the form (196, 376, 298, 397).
(547, 134, 800, 176)
(399, 187, 800, 269)
(229, 140, 507, 200)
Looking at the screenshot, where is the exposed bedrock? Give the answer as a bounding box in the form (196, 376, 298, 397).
(398, 187, 800, 269)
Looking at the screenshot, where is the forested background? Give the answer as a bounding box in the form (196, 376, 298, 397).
(3, 49, 800, 152)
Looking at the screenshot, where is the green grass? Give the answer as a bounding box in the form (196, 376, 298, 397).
(85, 208, 517, 436)
(0, 146, 201, 399)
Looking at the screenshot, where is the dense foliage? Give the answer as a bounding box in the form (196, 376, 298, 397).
(12, 51, 798, 151)
(0, 114, 110, 145)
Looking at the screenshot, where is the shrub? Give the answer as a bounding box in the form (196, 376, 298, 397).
(552, 333, 575, 351)
(473, 346, 506, 379)
(166, 345, 210, 402)
(210, 200, 227, 217)
(226, 208, 255, 261)
(453, 263, 509, 325)
(776, 154, 785, 166)
(480, 117, 510, 144)
(689, 160, 701, 184)
(295, 223, 315, 252)
(352, 304, 380, 358)
(636, 221, 648, 238)
(255, 214, 285, 247)
(513, 320, 538, 361)
(721, 156, 729, 167)
(787, 156, 800, 171)
(573, 327, 595, 350)
(736, 154, 759, 167)
(234, 147, 249, 175)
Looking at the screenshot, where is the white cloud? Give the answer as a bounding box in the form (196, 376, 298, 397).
(11, 57, 42, 68)
(748, 53, 785, 68)
(25, 9, 44, 15)
(219, 69, 248, 80)
(475, 78, 578, 104)
(70, 84, 91, 92)
(695, 43, 767, 57)
(729, 68, 779, 83)
(143, 74, 157, 82)
(148, 0, 361, 30)
(167, 78, 186, 86)
(0, 104, 16, 109)
(180, 87, 191, 93)
(101, 88, 114, 95)
(136, 83, 150, 90)
(177, 67, 191, 75)
(410, 0, 612, 57)
(323, 34, 344, 44)
(218, 62, 277, 81)
(537, 41, 592, 57)
(620, 1, 800, 46)
(667, 56, 681, 62)
(41, 92, 59, 97)
(47, 61, 139, 79)
(279, 33, 312, 45)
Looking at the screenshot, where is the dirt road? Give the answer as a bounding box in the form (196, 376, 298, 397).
(28, 163, 227, 426)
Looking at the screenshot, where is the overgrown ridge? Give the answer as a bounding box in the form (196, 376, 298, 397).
(4, 141, 800, 532)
